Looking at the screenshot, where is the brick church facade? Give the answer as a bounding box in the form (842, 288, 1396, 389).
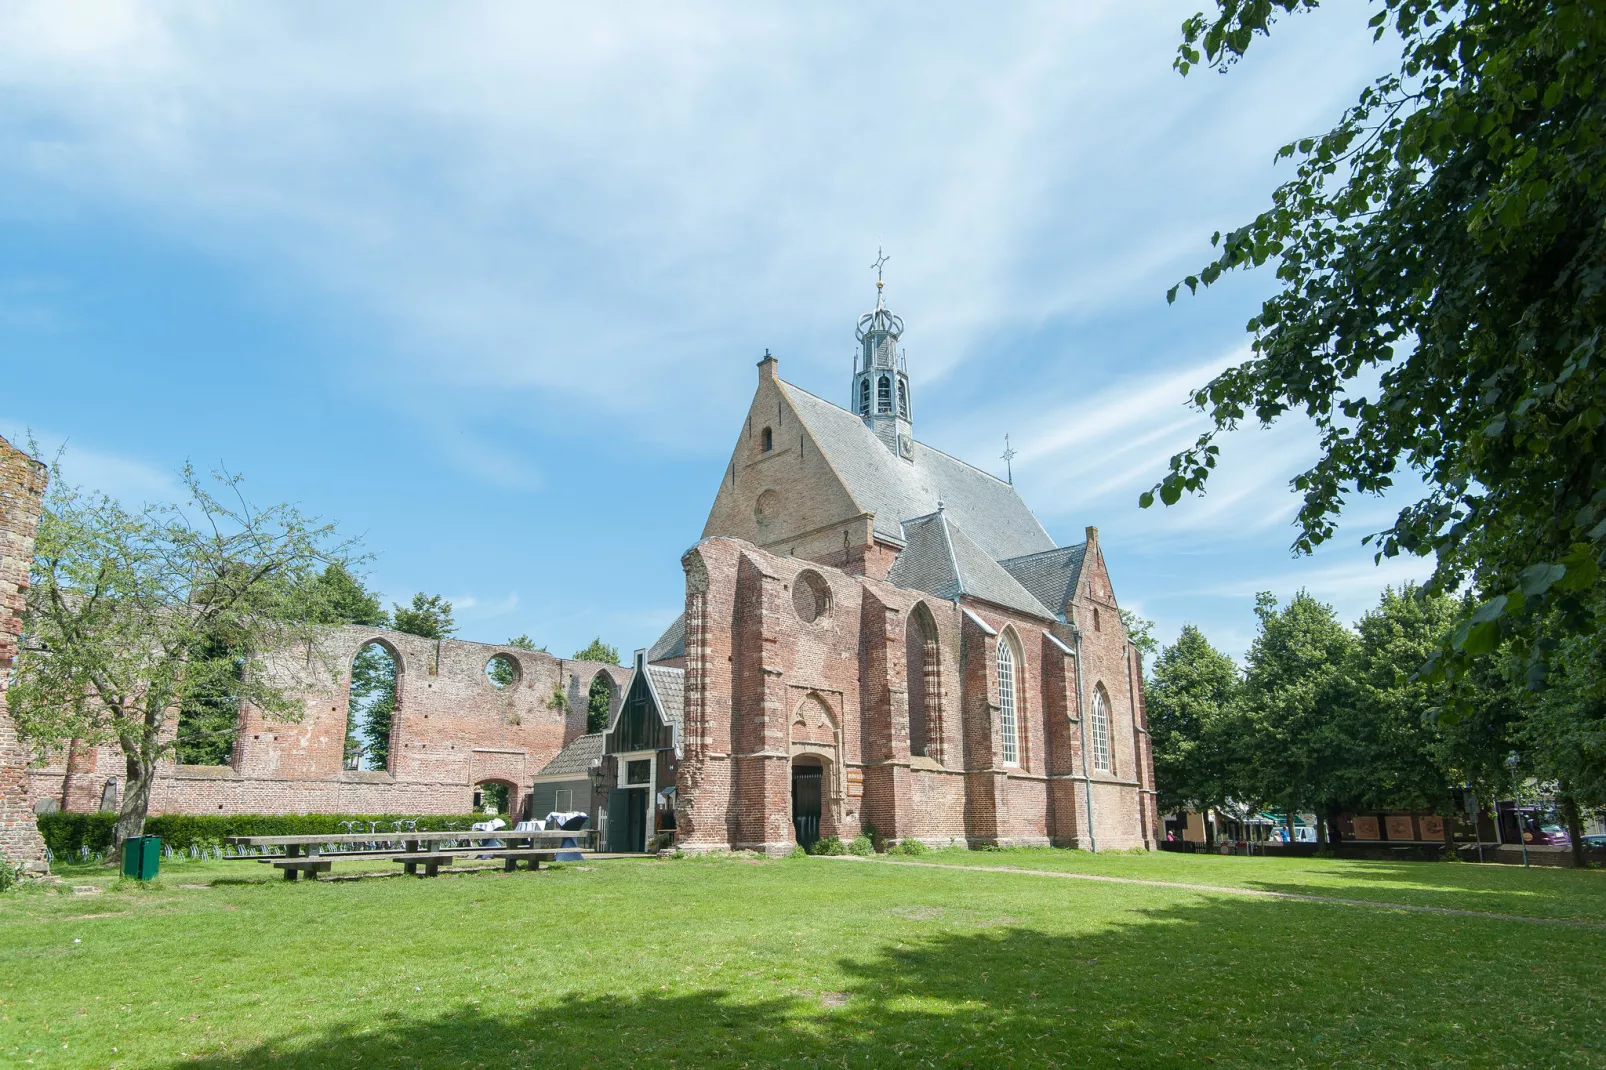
(645, 281, 1157, 852)
(15, 279, 1155, 856)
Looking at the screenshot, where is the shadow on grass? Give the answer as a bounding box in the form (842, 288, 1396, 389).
(168, 892, 1599, 1069)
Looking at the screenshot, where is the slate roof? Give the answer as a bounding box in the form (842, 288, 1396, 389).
(887, 511, 1056, 619)
(535, 733, 603, 779)
(998, 543, 1088, 620)
(778, 381, 1057, 562)
(646, 665, 685, 757)
(648, 613, 685, 662)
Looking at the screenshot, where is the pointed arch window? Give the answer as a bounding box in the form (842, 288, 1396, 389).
(897, 379, 909, 419)
(997, 638, 1018, 766)
(859, 377, 871, 415)
(877, 375, 892, 414)
(760, 426, 773, 452)
(1090, 687, 1111, 772)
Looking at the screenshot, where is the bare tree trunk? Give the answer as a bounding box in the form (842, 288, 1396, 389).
(1560, 788, 1586, 869)
(109, 753, 155, 863)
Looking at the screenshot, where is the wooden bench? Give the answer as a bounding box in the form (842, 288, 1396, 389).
(389, 853, 458, 877)
(272, 858, 334, 881)
(480, 849, 557, 872)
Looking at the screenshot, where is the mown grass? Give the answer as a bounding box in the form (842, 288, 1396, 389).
(906, 846, 1606, 923)
(2, 850, 1602, 1068)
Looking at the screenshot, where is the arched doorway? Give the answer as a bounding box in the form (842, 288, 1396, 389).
(474, 778, 515, 816)
(792, 757, 823, 849)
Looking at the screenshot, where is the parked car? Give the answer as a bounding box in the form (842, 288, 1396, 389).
(1521, 823, 1570, 845)
(1581, 834, 1606, 849)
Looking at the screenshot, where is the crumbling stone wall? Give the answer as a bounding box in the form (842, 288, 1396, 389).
(672, 534, 1153, 856)
(0, 434, 48, 873)
(28, 626, 629, 819)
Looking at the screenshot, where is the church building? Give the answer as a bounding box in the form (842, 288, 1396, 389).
(608, 275, 1158, 853)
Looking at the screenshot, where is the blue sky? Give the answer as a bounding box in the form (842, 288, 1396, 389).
(2, 2, 1432, 663)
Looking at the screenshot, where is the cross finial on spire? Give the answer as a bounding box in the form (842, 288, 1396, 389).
(871, 247, 890, 291)
(1002, 433, 1017, 485)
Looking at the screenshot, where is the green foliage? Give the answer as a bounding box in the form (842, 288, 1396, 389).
(846, 834, 875, 857)
(348, 643, 398, 770)
(1240, 592, 1360, 817)
(805, 835, 844, 856)
(36, 812, 486, 856)
(477, 781, 511, 814)
(895, 839, 928, 856)
(505, 634, 545, 652)
(0, 853, 20, 892)
(13, 460, 356, 854)
(789, 845, 808, 859)
(1146, 624, 1245, 818)
(1152, 1, 1606, 688)
(586, 674, 613, 734)
(308, 562, 388, 627)
(573, 638, 620, 665)
(1118, 609, 1159, 664)
(391, 593, 455, 639)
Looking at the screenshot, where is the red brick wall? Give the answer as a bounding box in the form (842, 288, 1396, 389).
(29, 627, 628, 820)
(0, 435, 48, 872)
(673, 534, 1151, 855)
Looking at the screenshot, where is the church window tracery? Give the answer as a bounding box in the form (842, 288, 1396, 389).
(997, 637, 1019, 766)
(1090, 686, 1112, 772)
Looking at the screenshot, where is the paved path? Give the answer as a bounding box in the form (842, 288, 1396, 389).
(820, 855, 1606, 929)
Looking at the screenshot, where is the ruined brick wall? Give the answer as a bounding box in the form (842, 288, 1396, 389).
(28, 626, 629, 819)
(674, 534, 1150, 855)
(0, 434, 48, 872)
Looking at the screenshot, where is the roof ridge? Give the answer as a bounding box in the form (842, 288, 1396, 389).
(1000, 541, 1087, 564)
(935, 511, 966, 597)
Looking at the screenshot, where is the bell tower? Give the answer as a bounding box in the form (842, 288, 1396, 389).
(852, 249, 914, 461)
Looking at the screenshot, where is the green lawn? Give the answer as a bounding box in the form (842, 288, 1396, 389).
(2, 850, 1602, 1068)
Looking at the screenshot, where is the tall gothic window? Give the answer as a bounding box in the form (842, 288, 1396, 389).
(1090, 686, 1111, 772)
(997, 638, 1018, 766)
(898, 379, 909, 419)
(877, 375, 892, 413)
(859, 377, 871, 415)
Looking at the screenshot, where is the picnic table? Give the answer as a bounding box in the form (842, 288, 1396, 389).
(223, 828, 599, 880)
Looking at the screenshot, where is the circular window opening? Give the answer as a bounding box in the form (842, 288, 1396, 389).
(794, 570, 831, 624)
(485, 653, 521, 689)
(754, 489, 780, 527)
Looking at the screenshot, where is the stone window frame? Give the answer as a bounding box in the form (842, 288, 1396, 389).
(996, 629, 1022, 768)
(760, 426, 773, 452)
(877, 374, 892, 414)
(792, 568, 833, 626)
(1090, 684, 1113, 773)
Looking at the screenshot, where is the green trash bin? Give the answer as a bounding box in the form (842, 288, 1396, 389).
(121, 836, 161, 881)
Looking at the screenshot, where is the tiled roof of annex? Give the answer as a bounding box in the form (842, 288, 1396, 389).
(887, 510, 1057, 619)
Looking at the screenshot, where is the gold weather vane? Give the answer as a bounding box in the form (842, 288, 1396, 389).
(1002, 434, 1017, 485)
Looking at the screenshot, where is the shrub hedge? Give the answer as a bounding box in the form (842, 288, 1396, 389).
(37, 812, 488, 856)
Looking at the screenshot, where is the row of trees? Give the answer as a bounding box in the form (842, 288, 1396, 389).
(1145, 583, 1606, 858)
(14, 462, 620, 856)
